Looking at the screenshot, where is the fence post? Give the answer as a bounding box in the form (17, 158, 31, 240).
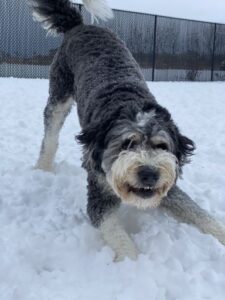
(152, 15, 157, 81)
(79, 4, 82, 12)
(211, 23, 217, 81)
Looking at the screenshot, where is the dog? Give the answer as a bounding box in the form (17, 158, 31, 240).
(29, 0, 225, 261)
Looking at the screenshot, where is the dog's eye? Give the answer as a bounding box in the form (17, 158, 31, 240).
(121, 139, 137, 150)
(155, 143, 168, 151)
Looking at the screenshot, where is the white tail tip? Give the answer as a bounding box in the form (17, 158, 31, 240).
(82, 0, 114, 22)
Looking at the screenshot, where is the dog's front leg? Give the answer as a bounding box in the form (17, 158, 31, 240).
(100, 211, 139, 262)
(161, 185, 225, 245)
(87, 172, 138, 261)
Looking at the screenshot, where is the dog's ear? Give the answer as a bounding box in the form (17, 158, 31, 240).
(76, 124, 102, 147)
(76, 106, 123, 171)
(167, 121, 195, 171)
(155, 107, 195, 169)
(76, 122, 105, 171)
(76, 118, 116, 171)
(176, 133, 195, 167)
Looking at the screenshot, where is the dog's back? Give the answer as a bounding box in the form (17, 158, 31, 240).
(29, 0, 154, 127)
(62, 24, 152, 125)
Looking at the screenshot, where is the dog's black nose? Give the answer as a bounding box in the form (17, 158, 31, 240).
(137, 166, 159, 187)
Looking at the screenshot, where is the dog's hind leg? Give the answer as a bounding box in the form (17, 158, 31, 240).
(35, 56, 75, 172)
(161, 185, 225, 245)
(35, 96, 74, 172)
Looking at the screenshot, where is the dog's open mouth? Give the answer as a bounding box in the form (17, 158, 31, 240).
(127, 184, 157, 199)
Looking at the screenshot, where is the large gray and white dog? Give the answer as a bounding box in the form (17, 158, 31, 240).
(30, 0, 225, 261)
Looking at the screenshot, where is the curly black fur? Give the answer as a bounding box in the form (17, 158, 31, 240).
(29, 0, 83, 33)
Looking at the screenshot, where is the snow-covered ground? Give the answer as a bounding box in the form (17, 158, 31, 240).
(0, 78, 225, 300)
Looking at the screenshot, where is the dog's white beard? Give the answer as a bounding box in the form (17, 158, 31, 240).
(106, 150, 177, 209)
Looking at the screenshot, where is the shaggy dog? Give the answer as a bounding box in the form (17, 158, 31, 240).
(29, 0, 225, 261)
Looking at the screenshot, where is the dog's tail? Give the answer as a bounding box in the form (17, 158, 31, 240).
(29, 0, 113, 35)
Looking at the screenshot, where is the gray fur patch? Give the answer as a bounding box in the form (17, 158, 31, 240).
(136, 111, 156, 127)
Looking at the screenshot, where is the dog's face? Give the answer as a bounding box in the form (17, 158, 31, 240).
(102, 118, 177, 208)
(77, 105, 195, 209)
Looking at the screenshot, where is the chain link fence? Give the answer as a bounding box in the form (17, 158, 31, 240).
(1, 0, 225, 81)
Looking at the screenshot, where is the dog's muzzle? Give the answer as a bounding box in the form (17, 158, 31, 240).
(106, 149, 178, 209)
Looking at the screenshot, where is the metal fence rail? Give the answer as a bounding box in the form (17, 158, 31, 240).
(1, 0, 225, 81)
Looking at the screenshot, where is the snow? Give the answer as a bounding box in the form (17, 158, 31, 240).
(1, 77, 225, 300)
(74, 0, 225, 24)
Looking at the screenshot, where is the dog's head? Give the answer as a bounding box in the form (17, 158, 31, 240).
(77, 103, 195, 209)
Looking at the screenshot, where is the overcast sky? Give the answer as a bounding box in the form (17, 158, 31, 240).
(75, 0, 225, 24)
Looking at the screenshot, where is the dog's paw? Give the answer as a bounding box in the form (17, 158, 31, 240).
(33, 162, 54, 173)
(113, 245, 139, 262)
(213, 221, 225, 246)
